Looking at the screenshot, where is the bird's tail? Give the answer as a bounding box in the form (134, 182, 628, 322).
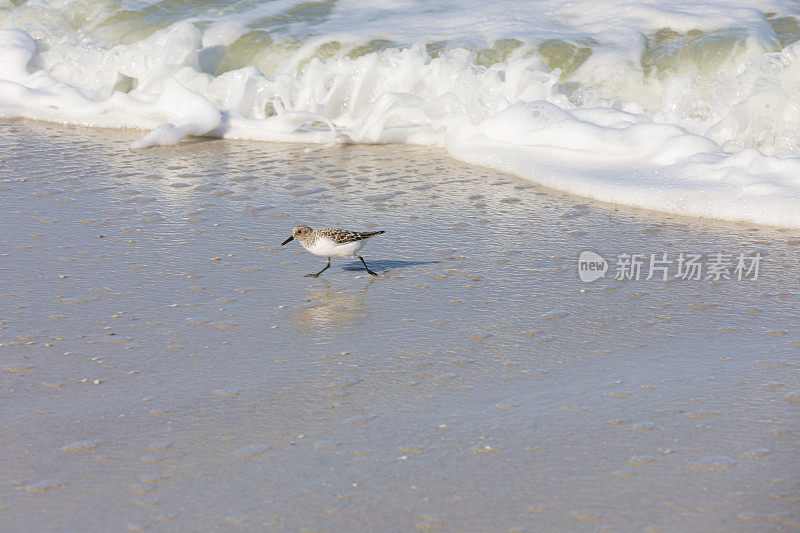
(361, 230, 385, 238)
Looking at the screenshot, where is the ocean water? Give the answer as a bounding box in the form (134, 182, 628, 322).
(2, 0, 800, 227)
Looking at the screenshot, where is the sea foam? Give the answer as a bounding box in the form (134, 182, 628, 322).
(1, 0, 800, 227)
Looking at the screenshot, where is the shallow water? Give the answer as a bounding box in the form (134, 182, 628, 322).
(1, 119, 799, 531)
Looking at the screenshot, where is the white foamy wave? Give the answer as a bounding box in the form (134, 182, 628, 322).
(1, 0, 800, 227)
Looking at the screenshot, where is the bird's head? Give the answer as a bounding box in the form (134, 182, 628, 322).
(281, 224, 312, 245)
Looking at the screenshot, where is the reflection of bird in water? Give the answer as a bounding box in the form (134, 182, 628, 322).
(281, 225, 384, 277)
(293, 280, 370, 333)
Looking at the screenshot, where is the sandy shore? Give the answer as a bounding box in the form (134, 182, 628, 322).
(1, 119, 799, 532)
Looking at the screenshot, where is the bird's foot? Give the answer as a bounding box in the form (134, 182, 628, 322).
(304, 273, 321, 278)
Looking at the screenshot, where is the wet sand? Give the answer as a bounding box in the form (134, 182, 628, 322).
(1, 119, 799, 532)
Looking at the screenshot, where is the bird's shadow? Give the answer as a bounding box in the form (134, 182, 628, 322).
(341, 259, 440, 273)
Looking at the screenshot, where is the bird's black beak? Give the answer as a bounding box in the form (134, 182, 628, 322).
(281, 235, 294, 246)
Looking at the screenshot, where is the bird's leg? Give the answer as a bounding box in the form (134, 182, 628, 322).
(306, 257, 331, 277)
(359, 256, 378, 276)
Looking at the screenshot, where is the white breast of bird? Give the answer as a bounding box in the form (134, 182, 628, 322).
(306, 237, 364, 258)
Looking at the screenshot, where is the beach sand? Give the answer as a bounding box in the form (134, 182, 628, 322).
(1, 118, 799, 531)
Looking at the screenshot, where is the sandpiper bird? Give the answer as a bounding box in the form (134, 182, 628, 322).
(281, 225, 385, 277)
